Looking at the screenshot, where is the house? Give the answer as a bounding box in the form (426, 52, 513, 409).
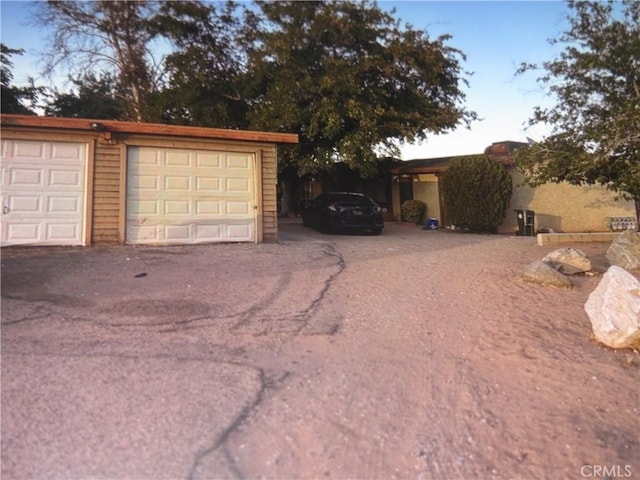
(1, 114, 298, 246)
(390, 141, 637, 234)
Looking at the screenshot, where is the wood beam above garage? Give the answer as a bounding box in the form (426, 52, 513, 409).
(1, 114, 299, 145)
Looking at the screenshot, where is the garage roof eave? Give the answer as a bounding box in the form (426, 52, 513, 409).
(0, 114, 299, 144)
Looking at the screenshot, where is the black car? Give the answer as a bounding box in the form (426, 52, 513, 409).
(301, 192, 384, 235)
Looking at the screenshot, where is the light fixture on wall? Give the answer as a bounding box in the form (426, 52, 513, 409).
(89, 122, 105, 131)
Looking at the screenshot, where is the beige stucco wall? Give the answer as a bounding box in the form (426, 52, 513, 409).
(498, 170, 636, 234)
(412, 174, 441, 222)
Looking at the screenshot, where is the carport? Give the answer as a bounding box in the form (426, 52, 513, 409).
(1, 114, 297, 246)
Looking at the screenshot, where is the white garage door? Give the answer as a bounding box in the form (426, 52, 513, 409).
(1, 139, 87, 246)
(126, 146, 256, 244)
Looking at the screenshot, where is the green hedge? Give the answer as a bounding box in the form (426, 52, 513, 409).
(442, 155, 512, 232)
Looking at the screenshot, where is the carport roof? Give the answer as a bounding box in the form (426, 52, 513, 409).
(1, 114, 299, 144)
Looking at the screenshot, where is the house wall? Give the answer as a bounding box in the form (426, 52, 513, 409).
(413, 174, 441, 222)
(498, 169, 636, 234)
(391, 174, 441, 223)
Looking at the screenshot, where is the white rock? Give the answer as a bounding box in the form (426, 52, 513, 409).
(542, 247, 592, 275)
(606, 230, 640, 270)
(584, 266, 640, 349)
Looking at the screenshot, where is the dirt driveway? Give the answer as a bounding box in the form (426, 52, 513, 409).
(2, 220, 638, 479)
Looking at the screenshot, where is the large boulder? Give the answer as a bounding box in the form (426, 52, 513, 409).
(606, 230, 640, 270)
(584, 266, 640, 349)
(522, 260, 573, 288)
(542, 247, 592, 275)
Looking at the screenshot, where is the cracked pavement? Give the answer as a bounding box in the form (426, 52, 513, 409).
(2, 220, 639, 479)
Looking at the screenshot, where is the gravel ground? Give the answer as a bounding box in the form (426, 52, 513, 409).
(2, 220, 638, 479)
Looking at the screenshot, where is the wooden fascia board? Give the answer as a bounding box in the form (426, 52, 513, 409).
(1, 114, 299, 145)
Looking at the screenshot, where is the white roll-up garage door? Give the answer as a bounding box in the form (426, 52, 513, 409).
(1, 139, 87, 246)
(126, 146, 256, 244)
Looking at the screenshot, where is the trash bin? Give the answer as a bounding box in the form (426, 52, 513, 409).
(425, 218, 439, 230)
(525, 210, 535, 236)
(515, 209, 535, 236)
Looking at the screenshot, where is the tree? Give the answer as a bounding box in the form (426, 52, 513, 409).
(1, 44, 43, 114)
(44, 72, 127, 119)
(442, 156, 513, 232)
(516, 0, 640, 225)
(146, 0, 249, 127)
(34, 0, 159, 121)
(244, 0, 476, 178)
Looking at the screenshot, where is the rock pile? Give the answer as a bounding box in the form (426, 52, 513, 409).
(521, 238, 640, 349)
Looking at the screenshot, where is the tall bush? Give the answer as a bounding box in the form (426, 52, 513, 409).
(442, 155, 513, 232)
(401, 199, 427, 224)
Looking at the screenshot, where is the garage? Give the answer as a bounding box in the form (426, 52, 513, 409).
(0, 114, 297, 246)
(126, 146, 257, 244)
(1, 139, 88, 246)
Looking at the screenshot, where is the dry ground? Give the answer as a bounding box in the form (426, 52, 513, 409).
(1, 221, 639, 479)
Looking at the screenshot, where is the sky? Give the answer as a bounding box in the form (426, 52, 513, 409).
(0, 0, 570, 160)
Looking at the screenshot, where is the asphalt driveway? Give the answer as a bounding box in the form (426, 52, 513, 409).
(2, 219, 638, 479)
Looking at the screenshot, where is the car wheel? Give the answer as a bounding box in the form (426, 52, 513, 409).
(371, 228, 382, 235)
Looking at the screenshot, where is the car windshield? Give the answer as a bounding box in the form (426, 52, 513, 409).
(326, 194, 372, 205)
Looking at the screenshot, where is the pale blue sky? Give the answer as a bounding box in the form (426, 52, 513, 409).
(1, 0, 570, 159)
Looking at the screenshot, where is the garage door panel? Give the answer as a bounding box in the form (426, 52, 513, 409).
(195, 224, 222, 241)
(11, 168, 43, 186)
(226, 155, 250, 169)
(196, 200, 221, 215)
(6, 223, 40, 243)
(51, 143, 85, 162)
(131, 149, 161, 166)
(165, 150, 190, 167)
(226, 201, 251, 215)
(47, 223, 79, 241)
(165, 224, 191, 241)
(12, 141, 46, 159)
(226, 177, 250, 192)
(48, 196, 82, 214)
(196, 153, 222, 168)
(129, 175, 159, 190)
(1, 139, 87, 246)
(127, 146, 256, 244)
(129, 200, 159, 215)
(165, 176, 191, 190)
(165, 200, 190, 215)
(196, 177, 220, 191)
(49, 168, 82, 188)
(227, 223, 253, 240)
(9, 196, 41, 213)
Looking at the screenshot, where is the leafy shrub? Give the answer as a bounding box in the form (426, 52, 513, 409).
(401, 199, 427, 224)
(442, 155, 513, 232)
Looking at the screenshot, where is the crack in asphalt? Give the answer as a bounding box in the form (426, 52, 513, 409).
(2, 242, 348, 480)
(186, 369, 267, 480)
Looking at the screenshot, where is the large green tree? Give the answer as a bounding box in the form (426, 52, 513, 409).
(245, 0, 476, 177)
(146, 0, 249, 127)
(516, 0, 640, 224)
